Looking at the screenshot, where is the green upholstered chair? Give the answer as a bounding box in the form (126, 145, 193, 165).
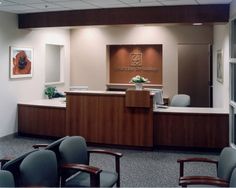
(178, 147, 236, 187)
(19, 150, 58, 187)
(0, 170, 15, 187)
(229, 167, 236, 187)
(1, 150, 36, 187)
(170, 94, 190, 107)
(59, 136, 123, 187)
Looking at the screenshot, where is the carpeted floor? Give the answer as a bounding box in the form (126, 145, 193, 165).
(0, 135, 219, 187)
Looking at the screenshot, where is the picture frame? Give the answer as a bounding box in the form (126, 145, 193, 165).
(217, 49, 223, 83)
(10, 47, 33, 79)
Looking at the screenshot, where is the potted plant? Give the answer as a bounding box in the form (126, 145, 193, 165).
(44, 86, 56, 99)
(129, 75, 150, 90)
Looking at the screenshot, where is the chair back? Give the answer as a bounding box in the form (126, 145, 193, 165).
(19, 150, 58, 187)
(45, 136, 69, 162)
(170, 94, 190, 107)
(59, 136, 88, 177)
(0, 170, 15, 187)
(2, 150, 36, 186)
(230, 167, 236, 187)
(217, 147, 236, 181)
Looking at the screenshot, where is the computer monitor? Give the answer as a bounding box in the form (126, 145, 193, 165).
(153, 89, 164, 106)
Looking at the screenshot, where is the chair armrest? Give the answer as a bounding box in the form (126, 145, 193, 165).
(177, 157, 218, 164)
(179, 176, 229, 187)
(32, 144, 49, 149)
(61, 163, 102, 187)
(87, 149, 123, 158)
(177, 157, 218, 177)
(87, 149, 122, 186)
(0, 157, 12, 168)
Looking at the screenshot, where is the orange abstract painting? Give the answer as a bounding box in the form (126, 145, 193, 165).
(10, 47, 33, 78)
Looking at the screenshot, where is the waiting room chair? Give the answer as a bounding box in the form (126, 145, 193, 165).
(0, 170, 15, 187)
(1, 150, 36, 186)
(177, 147, 236, 187)
(59, 136, 123, 187)
(170, 94, 190, 107)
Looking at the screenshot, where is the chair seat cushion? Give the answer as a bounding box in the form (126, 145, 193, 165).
(65, 170, 118, 187)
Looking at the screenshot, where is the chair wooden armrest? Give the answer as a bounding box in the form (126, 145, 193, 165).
(61, 163, 102, 187)
(0, 157, 12, 168)
(32, 144, 49, 149)
(177, 157, 218, 177)
(88, 149, 122, 186)
(87, 149, 123, 158)
(179, 176, 229, 187)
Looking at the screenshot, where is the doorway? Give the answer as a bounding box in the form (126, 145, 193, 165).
(178, 44, 212, 107)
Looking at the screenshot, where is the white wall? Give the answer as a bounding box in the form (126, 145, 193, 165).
(70, 25, 212, 98)
(0, 11, 70, 137)
(213, 24, 229, 109)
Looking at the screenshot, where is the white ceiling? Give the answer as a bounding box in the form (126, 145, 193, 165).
(0, 0, 232, 14)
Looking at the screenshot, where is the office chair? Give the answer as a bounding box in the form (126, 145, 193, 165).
(170, 94, 190, 107)
(1, 150, 36, 186)
(178, 147, 236, 187)
(0, 170, 15, 187)
(19, 150, 58, 187)
(59, 136, 123, 187)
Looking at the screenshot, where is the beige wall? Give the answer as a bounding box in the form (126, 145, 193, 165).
(70, 25, 212, 98)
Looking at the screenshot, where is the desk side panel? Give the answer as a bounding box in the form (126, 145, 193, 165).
(18, 104, 66, 137)
(154, 112, 229, 149)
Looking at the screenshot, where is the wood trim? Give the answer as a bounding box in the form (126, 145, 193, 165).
(18, 4, 229, 28)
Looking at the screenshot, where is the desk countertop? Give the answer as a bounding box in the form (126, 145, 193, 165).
(154, 106, 229, 114)
(18, 98, 66, 108)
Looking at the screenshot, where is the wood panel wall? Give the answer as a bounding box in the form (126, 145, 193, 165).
(66, 92, 153, 147)
(18, 4, 229, 28)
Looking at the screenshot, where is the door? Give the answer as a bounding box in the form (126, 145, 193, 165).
(178, 44, 212, 107)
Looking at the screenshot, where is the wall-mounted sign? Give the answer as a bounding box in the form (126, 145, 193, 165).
(109, 45, 162, 84)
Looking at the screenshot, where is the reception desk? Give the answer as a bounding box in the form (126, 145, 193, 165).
(18, 91, 229, 150)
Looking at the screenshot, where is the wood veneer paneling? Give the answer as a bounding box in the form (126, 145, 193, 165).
(125, 90, 150, 108)
(66, 93, 153, 147)
(18, 5, 229, 28)
(18, 104, 66, 137)
(154, 112, 229, 149)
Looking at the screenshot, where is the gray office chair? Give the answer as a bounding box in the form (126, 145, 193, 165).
(178, 147, 236, 187)
(0, 170, 15, 187)
(59, 136, 123, 187)
(19, 150, 58, 187)
(170, 94, 190, 107)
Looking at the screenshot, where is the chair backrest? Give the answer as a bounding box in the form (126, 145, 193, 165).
(19, 150, 58, 187)
(230, 167, 236, 187)
(0, 170, 15, 187)
(59, 136, 88, 177)
(2, 150, 36, 186)
(217, 147, 236, 180)
(170, 94, 190, 107)
(45, 136, 69, 162)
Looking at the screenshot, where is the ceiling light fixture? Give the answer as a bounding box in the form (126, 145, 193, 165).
(193, 23, 203, 26)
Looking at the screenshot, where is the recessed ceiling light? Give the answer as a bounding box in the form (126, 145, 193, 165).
(193, 23, 203, 26)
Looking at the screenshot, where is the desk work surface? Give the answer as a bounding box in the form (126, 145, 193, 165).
(18, 98, 66, 108)
(154, 106, 229, 114)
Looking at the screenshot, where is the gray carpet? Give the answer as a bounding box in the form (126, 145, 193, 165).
(0, 135, 219, 187)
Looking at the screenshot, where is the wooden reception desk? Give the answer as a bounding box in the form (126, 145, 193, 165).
(18, 90, 229, 150)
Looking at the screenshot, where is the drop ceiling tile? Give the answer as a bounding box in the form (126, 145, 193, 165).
(158, 0, 198, 6)
(129, 2, 162, 6)
(9, 0, 45, 3)
(196, 0, 232, 4)
(120, 0, 158, 3)
(0, 4, 35, 12)
(54, 0, 98, 9)
(82, 0, 125, 6)
(26, 2, 62, 9)
(0, 0, 18, 6)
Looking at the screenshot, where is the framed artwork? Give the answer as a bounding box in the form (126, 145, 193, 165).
(217, 49, 223, 83)
(10, 47, 33, 78)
